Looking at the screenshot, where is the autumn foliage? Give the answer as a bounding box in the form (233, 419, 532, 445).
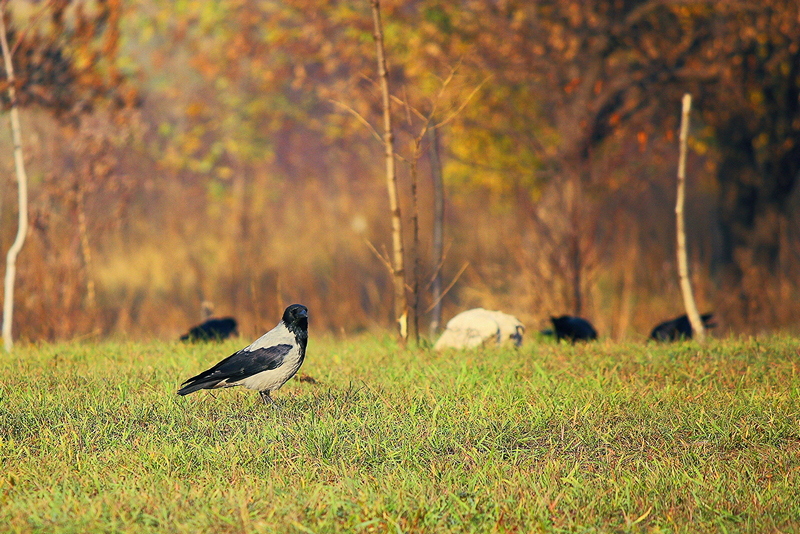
(1, 0, 799, 341)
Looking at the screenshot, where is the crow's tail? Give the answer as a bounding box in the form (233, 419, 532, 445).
(178, 381, 211, 396)
(177, 373, 223, 395)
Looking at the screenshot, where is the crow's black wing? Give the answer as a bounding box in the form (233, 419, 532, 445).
(178, 343, 292, 395)
(206, 343, 292, 381)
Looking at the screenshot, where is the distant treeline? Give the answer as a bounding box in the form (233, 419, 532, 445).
(0, 0, 798, 340)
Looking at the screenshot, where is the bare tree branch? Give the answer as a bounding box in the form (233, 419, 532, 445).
(424, 262, 469, 314)
(9, 0, 57, 57)
(328, 98, 383, 144)
(435, 76, 491, 129)
(364, 238, 394, 275)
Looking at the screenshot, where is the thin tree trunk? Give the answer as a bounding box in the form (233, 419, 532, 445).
(408, 146, 420, 345)
(76, 180, 99, 336)
(568, 173, 582, 316)
(1, 6, 29, 352)
(570, 230, 582, 316)
(428, 126, 444, 337)
(676, 93, 705, 341)
(614, 226, 637, 340)
(370, 0, 408, 342)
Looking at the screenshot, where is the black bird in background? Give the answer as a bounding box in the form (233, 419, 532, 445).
(650, 313, 716, 342)
(180, 317, 239, 342)
(178, 304, 309, 405)
(549, 315, 598, 343)
(180, 301, 238, 342)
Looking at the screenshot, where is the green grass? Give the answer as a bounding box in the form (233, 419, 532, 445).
(1, 336, 799, 533)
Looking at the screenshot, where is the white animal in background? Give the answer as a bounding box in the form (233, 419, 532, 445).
(434, 308, 525, 350)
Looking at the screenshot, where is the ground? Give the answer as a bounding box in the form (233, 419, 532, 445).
(1, 335, 798, 532)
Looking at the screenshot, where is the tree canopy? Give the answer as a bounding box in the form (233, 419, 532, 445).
(2, 0, 799, 339)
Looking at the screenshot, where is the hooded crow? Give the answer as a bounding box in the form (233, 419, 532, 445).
(650, 313, 716, 342)
(549, 315, 598, 343)
(178, 304, 308, 405)
(179, 317, 239, 342)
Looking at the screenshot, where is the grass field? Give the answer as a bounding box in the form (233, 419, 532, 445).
(1, 335, 799, 533)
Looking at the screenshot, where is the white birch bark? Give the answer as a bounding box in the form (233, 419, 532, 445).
(370, 0, 408, 342)
(1, 8, 30, 352)
(676, 93, 705, 341)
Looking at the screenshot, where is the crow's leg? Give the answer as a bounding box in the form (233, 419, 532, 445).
(259, 390, 275, 406)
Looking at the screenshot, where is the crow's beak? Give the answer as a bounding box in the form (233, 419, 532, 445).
(297, 308, 308, 319)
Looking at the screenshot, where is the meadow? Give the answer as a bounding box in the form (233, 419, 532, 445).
(1, 335, 799, 533)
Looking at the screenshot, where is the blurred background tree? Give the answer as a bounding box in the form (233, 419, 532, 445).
(1, 0, 798, 341)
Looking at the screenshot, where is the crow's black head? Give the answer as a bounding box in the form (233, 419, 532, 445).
(283, 304, 309, 337)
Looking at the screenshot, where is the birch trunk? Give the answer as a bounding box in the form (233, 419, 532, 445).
(1, 8, 30, 352)
(676, 93, 705, 341)
(370, 0, 408, 342)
